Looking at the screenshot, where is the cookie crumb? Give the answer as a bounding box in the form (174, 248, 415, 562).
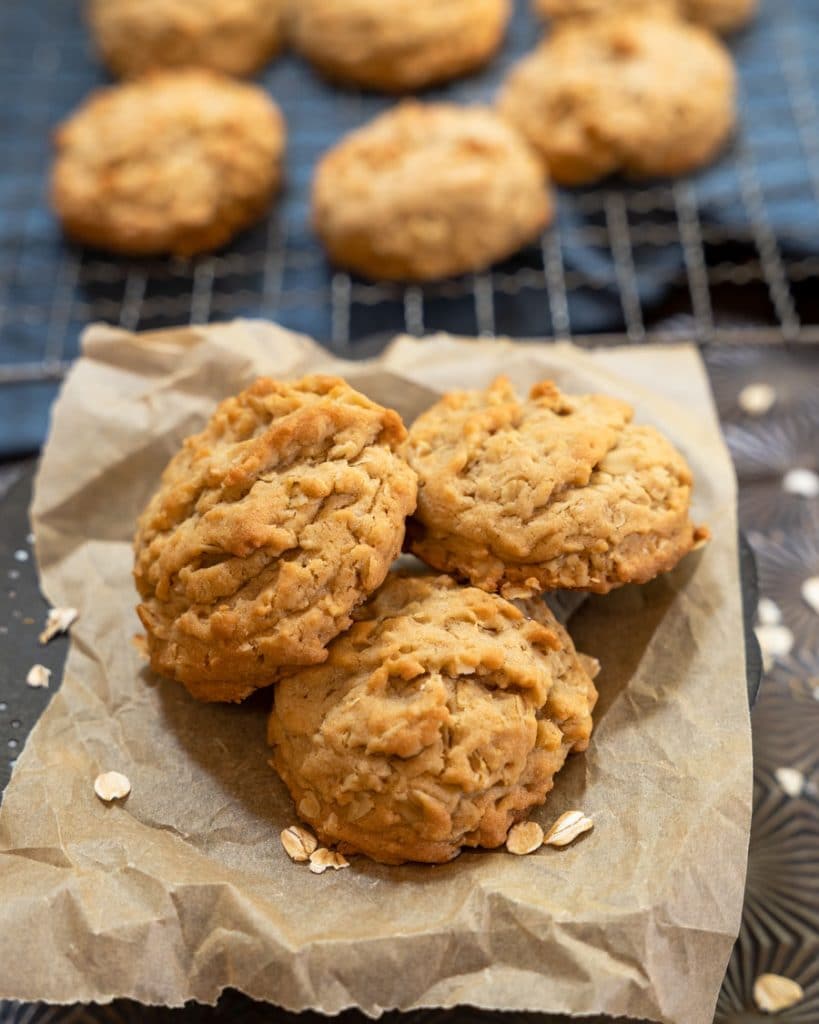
(26, 664, 51, 689)
(281, 825, 318, 863)
(309, 848, 349, 874)
(39, 607, 78, 645)
(506, 821, 544, 855)
(753, 974, 804, 1013)
(543, 810, 594, 848)
(94, 771, 131, 802)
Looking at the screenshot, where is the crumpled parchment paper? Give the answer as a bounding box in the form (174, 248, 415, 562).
(0, 322, 752, 1024)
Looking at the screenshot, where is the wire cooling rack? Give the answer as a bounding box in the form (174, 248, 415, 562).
(2, 0, 819, 398)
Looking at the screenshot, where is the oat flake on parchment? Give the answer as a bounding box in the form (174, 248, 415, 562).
(309, 849, 349, 874)
(544, 811, 594, 848)
(93, 771, 131, 802)
(281, 825, 318, 863)
(506, 821, 544, 855)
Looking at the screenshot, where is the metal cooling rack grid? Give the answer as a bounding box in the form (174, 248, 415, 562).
(2, 0, 819, 396)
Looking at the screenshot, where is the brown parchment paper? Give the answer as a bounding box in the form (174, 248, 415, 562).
(0, 322, 752, 1024)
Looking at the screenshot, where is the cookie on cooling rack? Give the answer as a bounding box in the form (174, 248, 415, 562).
(532, 0, 757, 33)
(51, 70, 285, 257)
(404, 376, 708, 596)
(87, 0, 287, 78)
(288, 0, 511, 92)
(268, 573, 598, 865)
(312, 102, 553, 282)
(498, 13, 736, 184)
(134, 376, 418, 703)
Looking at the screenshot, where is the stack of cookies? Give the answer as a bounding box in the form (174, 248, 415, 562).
(134, 372, 707, 865)
(50, 0, 752, 274)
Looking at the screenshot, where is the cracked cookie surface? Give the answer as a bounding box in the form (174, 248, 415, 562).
(88, 0, 286, 78)
(499, 13, 736, 184)
(134, 375, 417, 702)
(268, 574, 597, 865)
(289, 0, 511, 92)
(52, 70, 285, 257)
(313, 102, 553, 282)
(405, 377, 707, 595)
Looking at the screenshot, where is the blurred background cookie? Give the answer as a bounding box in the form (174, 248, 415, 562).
(498, 13, 736, 184)
(51, 70, 286, 256)
(88, 0, 287, 79)
(313, 102, 553, 281)
(134, 376, 417, 703)
(268, 573, 598, 865)
(405, 377, 708, 596)
(288, 0, 511, 92)
(532, 0, 756, 33)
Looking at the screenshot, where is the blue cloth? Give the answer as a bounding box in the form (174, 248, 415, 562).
(0, 0, 817, 456)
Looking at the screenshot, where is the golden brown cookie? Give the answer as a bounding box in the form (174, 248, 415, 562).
(312, 102, 553, 282)
(51, 70, 285, 257)
(405, 377, 708, 596)
(532, 0, 756, 33)
(289, 0, 511, 92)
(268, 574, 598, 865)
(134, 376, 418, 703)
(88, 0, 286, 78)
(498, 14, 736, 184)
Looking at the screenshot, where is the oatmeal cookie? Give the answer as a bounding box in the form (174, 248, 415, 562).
(289, 0, 511, 93)
(134, 376, 417, 703)
(405, 377, 708, 596)
(51, 70, 285, 257)
(88, 0, 286, 79)
(312, 102, 553, 282)
(498, 14, 736, 184)
(532, 0, 756, 33)
(268, 574, 598, 864)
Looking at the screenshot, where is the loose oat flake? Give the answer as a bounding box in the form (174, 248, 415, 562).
(506, 821, 544, 855)
(308, 848, 349, 874)
(757, 597, 782, 627)
(782, 468, 819, 498)
(25, 664, 51, 689)
(738, 383, 776, 416)
(39, 606, 78, 645)
(753, 973, 804, 1014)
(774, 767, 804, 798)
(754, 624, 794, 667)
(544, 810, 594, 848)
(801, 576, 819, 615)
(281, 825, 318, 863)
(94, 771, 131, 802)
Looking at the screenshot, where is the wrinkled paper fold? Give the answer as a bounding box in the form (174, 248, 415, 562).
(0, 322, 752, 1024)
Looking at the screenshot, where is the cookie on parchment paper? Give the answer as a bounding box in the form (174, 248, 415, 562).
(52, 70, 285, 257)
(268, 573, 598, 865)
(134, 376, 418, 703)
(499, 13, 736, 184)
(88, 0, 287, 79)
(313, 102, 553, 282)
(405, 376, 708, 596)
(289, 0, 511, 92)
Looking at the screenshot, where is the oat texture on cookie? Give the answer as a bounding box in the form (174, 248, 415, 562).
(313, 102, 553, 282)
(499, 13, 736, 184)
(532, 0, 756, 33)
(405, 377, 707, 595)
(88, 0, 286, 78)
(289, 0, 511, 92)
(134, 376, 417, 703)
(51, 70, 285, 257)
(268, 574, 597, 865)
